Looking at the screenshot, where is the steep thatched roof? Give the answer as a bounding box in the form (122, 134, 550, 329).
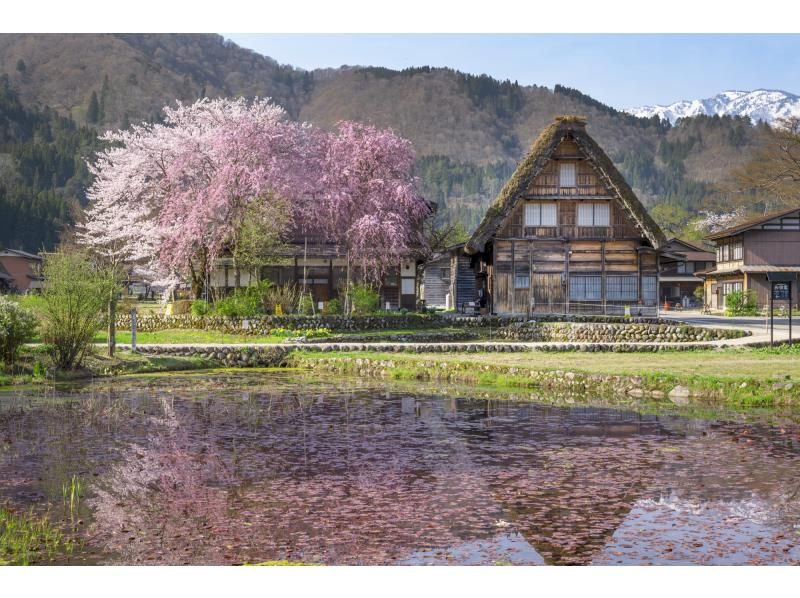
(465, 116, 667, 254)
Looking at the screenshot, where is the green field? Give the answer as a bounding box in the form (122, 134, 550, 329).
(294, 346, 800, 380)
(93, 329, 286, 345)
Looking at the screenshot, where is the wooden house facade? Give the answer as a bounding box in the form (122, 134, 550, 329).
(464, 116, 666, 316)
(658, 238, 716, 308)
(701, 207, 800, 310)
(209, 239, 421, 311)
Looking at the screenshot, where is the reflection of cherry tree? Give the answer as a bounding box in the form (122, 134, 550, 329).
(75, 382, 800, 565)
(89, 397, 235, 564)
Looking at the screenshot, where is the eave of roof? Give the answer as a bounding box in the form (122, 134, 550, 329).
(705, 206, 800, 240)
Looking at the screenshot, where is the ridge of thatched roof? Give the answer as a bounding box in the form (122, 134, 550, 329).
(465, 116, 667, 254)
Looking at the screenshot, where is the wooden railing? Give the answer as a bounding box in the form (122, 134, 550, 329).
(506, 225, 635, 239)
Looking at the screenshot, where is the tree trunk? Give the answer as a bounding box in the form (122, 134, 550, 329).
(345, 249, 351, 314)
(107, 290, 116, 357)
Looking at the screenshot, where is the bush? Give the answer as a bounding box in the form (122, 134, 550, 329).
(260, 283, 300, 315)
(298, 294, 315, 315)
(191, 299, 211, 317)
(725, 289, 758, 316)
(270, 327, 331, 339)
(213, 283, 266, 317)
(350, 284, 380, 315)
(325, 298, 343, 315)
(0, 296, 38, 365)
(39, 253, 118, 370)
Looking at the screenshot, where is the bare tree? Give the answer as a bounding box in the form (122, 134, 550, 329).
(728, 117, 800, 214)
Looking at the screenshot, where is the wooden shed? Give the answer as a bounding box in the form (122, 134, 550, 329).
(422, 243, 477, 311)
(464, 116, 666, 316)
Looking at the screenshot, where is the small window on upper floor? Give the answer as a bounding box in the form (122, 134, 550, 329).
(524, 202, 557, 227)
(560, 162, 576, 187)
(576, 202, 610, 227)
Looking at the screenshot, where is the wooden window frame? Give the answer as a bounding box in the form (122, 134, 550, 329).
(560, 162, 577, 187)
(577, 202, 611, 227)
(524, 202, 558, 227)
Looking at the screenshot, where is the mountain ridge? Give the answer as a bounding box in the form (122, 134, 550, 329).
(627, 89, 800, 125)
(0, 33, 771, 250)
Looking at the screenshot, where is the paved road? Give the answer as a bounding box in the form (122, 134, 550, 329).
(661, 311, 797, 343)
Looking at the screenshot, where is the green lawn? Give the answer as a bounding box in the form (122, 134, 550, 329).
(94, 329, 286, 345)
(295, 346, 800, 381)
(94, 326, 467, 344)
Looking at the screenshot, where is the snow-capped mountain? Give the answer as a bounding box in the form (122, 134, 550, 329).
(626, 89, 800, 125)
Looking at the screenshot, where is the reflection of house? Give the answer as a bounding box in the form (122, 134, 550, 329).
(701, 207, 800, 310)
(0, 249, 43, 292)
(421, 243, 477, 310)
(658, 238, 716, 307)
(464, 116, 666, 316)
(208, 240, 421, 310)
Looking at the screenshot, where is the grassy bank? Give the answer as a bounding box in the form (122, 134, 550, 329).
(93, 328, 286, 345)
(288, 346, 800, 407)
(1, 349, 218, 388)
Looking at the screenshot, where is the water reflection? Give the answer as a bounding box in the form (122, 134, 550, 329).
(1, 373, 799, 565)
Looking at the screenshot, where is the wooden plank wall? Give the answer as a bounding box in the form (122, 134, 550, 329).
(455, 254, 476, 307)
(423, 255, 450, 308)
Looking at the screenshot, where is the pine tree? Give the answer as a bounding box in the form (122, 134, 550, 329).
(87, 91, 100, 124)
(99, 75, 110, 123)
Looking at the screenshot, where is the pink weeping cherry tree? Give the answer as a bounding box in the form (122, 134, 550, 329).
(81, 97, 318, 299)
(80, 98, 431, 326)
(316, 122, 432, 311)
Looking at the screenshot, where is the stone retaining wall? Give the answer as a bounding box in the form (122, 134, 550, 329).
(116, 313, 444, 334)
(131, 339, 734, 369)
(496, 321, 748, 343)
(117, 312, 682, 335)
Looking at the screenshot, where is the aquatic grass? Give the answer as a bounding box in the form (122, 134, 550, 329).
(0, 506, 66, 565)
(62, 475, 83, 525)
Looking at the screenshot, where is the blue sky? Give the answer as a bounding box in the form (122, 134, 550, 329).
(223, 34, 800, 109)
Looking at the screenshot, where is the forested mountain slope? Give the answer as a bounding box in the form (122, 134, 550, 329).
(0, 33, 767, 250)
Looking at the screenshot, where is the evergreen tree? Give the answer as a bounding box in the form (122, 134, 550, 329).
(99, 75, 110, 123)
(15, 59, 26, 73)
(87, 91, 100, 124)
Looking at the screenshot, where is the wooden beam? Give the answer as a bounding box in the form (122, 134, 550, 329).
(601, 241, 606, 314)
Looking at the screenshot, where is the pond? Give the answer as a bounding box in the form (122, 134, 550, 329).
(1, 371, 800, 565)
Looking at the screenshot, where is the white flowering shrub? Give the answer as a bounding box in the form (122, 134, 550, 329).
(0, 296, 37, 365)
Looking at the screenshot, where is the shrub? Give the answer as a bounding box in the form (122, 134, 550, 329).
(39, 253, 118, 370)
(298, 294, 315, 315)
(260, 284, 300, 315)
(191, 299, 211, 317)
(325, 298, 343, 315)
(213, 284, 265, 317)
(725, 289, 758, 316)
(350, 284, 380, 315)
(270, 327, 331, 339)
(0, 296, 37, 365)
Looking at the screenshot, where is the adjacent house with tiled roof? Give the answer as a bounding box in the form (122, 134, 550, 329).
(700, 206, 800, 310)
(0, 249, 43, 293)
